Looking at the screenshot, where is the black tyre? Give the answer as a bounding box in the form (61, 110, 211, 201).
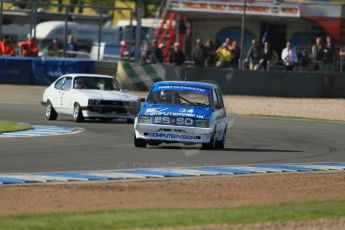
(73, 103, 84, 122)
(45, 100, 58, 120)
(215, 129, 226, 149)
(201, 131, 216, 150)
(134, 134, 147, 148)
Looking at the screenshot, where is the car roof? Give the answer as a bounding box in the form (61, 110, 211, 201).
(61, 74, 114, 79)
(152, 81, 218, 90)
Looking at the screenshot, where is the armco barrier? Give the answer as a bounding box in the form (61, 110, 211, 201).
(166, 66, 345, 98)
(0, 57, 96, 86)
(0, 57, 32, 85)
(31, 58, 95, 85)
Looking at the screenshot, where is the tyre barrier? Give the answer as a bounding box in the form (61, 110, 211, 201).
(0, 163, 344, 185)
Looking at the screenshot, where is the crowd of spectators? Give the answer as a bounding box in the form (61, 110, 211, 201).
(0, 35, 39, 57)
(119, 35, 345, 73)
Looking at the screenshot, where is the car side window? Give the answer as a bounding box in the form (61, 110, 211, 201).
(213, 90, 220, 109)
(54, 78, 65, 90)
(62, 77, 72, 91)
(215, 88, 224, 108)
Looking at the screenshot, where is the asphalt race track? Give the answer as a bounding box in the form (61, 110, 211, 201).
(1, 99, 345, 173)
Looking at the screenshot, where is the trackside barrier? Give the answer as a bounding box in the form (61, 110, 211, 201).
(31, 58, 96, 85)
(116, 61, 168, 91)
(166, 66, 345, 98)
(0, 57, 96, 86)
(0, 57, 32, 84)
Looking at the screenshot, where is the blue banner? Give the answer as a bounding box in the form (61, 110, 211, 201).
(31, 58, 96, 85)
(0, 57, 32, 84)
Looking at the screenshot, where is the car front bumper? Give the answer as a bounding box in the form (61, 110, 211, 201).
(81, 105, 140, 119)
(134, 123, 213, 143)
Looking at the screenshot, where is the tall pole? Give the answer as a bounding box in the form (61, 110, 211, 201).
(239, 0, 247, 69)
(135, 0, 142, 62)
(63, 5, 69, 57)
(97, 13, 103, 61)
(0, 1, 3, 38)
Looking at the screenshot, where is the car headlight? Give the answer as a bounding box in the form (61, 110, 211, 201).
(195, 119, 209, 128)
(138, 116, 152, 124)
(88, 99, 101, 105)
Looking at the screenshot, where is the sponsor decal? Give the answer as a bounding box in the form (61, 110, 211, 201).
(153, 116, 194, 126)
(148, 132, 195, 140)
(154, 85, 209, 95)
(144, 107, 204, 119)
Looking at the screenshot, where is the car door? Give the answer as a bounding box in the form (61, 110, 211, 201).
(60, 77, 73, 115)
(50, 77, 65, 113)
(213, 88, 227, 141)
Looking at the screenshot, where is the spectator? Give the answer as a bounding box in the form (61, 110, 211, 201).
(191, 38, 206, 67)
(66, 35, 78, 57)
(258, 42, 272, 71)
(0, 35, 15, 56)
(339, 39, 345, 72)
(169, 42, 185, 66)
(311, 37, 323, 71)
(216, 42, 232, 68)
(230, 41, 240, 69)
(322, 35, 335, 72)
(18, 35, 39, 57)
(281, 42, 297, 71)
(144, 40, 164, 64)
(245, 39, 261, 70)
(156, 43, 164, 63)
(119, 40, 128, 60)
(48, 38, 60, 57)
(299, 49, 310, 71)
(204, 40, 217, 67)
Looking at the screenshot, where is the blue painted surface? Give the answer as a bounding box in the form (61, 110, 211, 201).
(252, 164, 316, 172)
(191, 167, 254, 174)
(0, 125, 79, 137)
(0, 177, 31, 184)
(1, 163, 344, 185)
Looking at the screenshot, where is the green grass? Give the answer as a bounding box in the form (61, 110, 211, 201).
(1, 200, 345, 230)
(0, 120, 32, 134)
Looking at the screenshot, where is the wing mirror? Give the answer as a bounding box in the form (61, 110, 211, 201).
(138, 98, 145, 102)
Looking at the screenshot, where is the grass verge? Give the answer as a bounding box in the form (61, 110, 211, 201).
(0, 120, 32, 134)
(1, 200, 345, 230)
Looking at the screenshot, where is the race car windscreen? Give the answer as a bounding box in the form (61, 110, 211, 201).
(148, 85, 211, 106)
(73, 77, 121, 90)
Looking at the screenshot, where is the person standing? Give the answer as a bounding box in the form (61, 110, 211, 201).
(66, 35, 78, 58)
(204, 40, 217, 67)
(191, 38, 206, 67)
(230, 41, 240, 69)
(322, 35, 335, 72)
(339, 39, 345, 72)
(48, 38, 60, 57)
(0, 35, 15, 56)
(258, 42, 272, 71)
(311, 37, 323, 71)
(216, 42, 232, 68)
(245, 39, 261, 70)
(169, 42, 185, 66)
(281, 42, 297, 71)
(18, 35, 39, 57)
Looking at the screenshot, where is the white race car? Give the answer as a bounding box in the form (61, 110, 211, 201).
(41, 74, 141, 122)
(134, 81, 228, 149)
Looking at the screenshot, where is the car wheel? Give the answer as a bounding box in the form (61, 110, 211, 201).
(73, 103, 84, 122)
(201, 130, 216, 150)
(215, 129, 226, 149)
(134, 134, 147, 148)
(45, 100, 58, 120)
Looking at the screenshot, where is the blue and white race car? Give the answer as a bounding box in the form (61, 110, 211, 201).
(134, 81, 228, 149)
